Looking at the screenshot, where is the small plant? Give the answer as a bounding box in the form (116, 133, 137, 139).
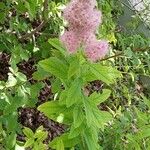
(37, 38, 122, 149)
(37, 0, 122, 149)
(23, 126, 48, 150)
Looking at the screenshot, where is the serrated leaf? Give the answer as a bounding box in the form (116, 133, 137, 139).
(39, 57, 68, 80)
(66, 78, 82, 107)
(69, 124, 85, 139)
(83, 127, 99, 150)
(38, 101, 65, 120)
(73, 106, 84, 128)
(51, 78, 62, 93)
(89, 89, 111, 105)
(68, 58, 79, 79)
(83, 98, 94, 127)
(89, 63, 122, 85)
(84, 98, 112, 129)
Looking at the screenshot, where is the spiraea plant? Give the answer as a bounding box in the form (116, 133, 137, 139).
(37, 0, 122, 149)
(60, 0, 109, 61)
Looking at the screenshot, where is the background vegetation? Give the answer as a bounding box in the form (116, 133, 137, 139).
(0, 0, 150, 149)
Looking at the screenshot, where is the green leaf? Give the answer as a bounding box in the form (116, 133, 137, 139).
(73, 106, 84, 128)
(35, 131, 48, 142)
(16, 72, 27, 82)
(83, 127, 99, 150)
(0, 93, 10, 104)
(0, 2, 5, 10)
(69, 124, 85, 139)
(89, 63, 122, 84)
(56, 139, 64, 150)
(127, 134, 141, 150)
(0, 2, 6, 23)
(48, 38, 66, 54)
(25, 0, 37, 19)
(6, 132, 17, 149)
(38, 101, 65, 120)
(30, 82, 44, 99)
(84, 98, 112, 129)
(23, 127, 34, 138)
(93, 108, 111, 130)
(68, 57, 79, 79)
(39, 57, 68, 80)
(38, 100, 73, 124)
(138, 126, 150, 139)
(4, 112, 18, 132)
(0, 81, 5, 90)
(49, 133, 79, 149)
(51, 78, 62, 93)
(33, 142, 39, 150)
(83, 98, 94, 127)
(89, 89, 111, 105)
(6, 73, 17, 87)
(134, 107, 148, 125)
(15, 144, 25, 150)
(66, 78, 82, 107)
(33, 66, 50, 81)
(125, 47, 133, 58)
(24, 138, 34, 148)
(142, 95, 150, 109)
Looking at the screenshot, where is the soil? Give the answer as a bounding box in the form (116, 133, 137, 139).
(0, 52, 10, 81)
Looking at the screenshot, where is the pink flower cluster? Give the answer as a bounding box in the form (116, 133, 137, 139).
(60, 0, 109, 61)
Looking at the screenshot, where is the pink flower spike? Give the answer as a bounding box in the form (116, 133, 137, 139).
(85, 40, 109, 62)
(60, 30, 80, 54)
(60, 0, 108, 57)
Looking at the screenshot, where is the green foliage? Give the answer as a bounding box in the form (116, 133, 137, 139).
(23, 126, 48, 150)
(37, 37, 122, 149)
(0, 0, 150, 149)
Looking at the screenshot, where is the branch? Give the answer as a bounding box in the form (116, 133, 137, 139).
(19, 21, 47, 41)
(19, 0, 48, 41)
(133, 47, 150, 52)
(100, 52, 123, 61)
(100, 46, 150, 61)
